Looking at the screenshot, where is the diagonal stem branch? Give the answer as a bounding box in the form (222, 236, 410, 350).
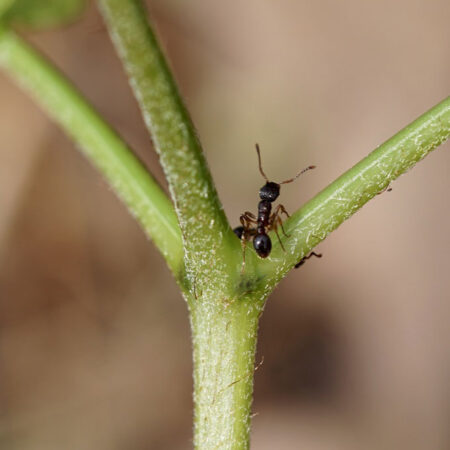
(0, 26, 183, 274)
(98, 0, 238, 280)
(255, 96, 450, 289)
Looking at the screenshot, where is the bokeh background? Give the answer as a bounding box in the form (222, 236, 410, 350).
(1, 1, 450, 449)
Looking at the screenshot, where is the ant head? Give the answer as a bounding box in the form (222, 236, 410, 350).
(255, 143, 315, 196)
(259, 182, 280, 201)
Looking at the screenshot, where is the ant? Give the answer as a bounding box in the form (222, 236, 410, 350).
(234, 144, 317, 268)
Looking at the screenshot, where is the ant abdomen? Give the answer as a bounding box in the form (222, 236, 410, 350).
(253, 234, 271, 258)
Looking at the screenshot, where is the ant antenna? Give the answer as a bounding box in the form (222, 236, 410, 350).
(255, 143, 316, 184)
(279, 165, 316, 185)
(255, 143, 269, 182)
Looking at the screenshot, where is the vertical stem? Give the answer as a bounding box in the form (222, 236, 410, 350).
(190, 299, 263, 449)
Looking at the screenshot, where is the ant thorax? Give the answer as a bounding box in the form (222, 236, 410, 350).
(257, 199, 271, 234)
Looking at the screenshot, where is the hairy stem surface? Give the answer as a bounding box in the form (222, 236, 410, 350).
(190, 295, 263, 449)
(0, 26, 183, 273)
(98, 0, 237, 280)
(254, 97, 450, 289)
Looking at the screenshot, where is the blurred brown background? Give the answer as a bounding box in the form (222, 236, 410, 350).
(0, 1, 450, 449)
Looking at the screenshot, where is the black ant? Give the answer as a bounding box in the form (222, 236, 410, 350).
(234, 144, 316, 268)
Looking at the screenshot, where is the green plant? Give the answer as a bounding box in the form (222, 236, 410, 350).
(0, 1, 449, 448)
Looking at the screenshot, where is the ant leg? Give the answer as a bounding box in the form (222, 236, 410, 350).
(239, 216, 249, 272)
(272, 204, 290, 219)
(270, 205, 290, 237)
(269, 213, 289, 239)
(272, 221, 286, 252)
(277, 204, 290, 218)
(243, 211, 257, 222)
(295, 251, 322, 268)
(239, 228, 257, 273)
(240, 234, 247, 274)
(277, 215, 289, 238)
(239, 214, 256, 274)
(278, 204, 291, 236)
(240, 213, 256, 229)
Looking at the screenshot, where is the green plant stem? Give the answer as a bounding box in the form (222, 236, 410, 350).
(190, 297, 262, 449)
(97, 2, 450, 443)
(98, 0, 238, 282)
(2, 5, 449, 448)
(0, 26, 183, 274)
(98, 3, 258, 448)
(255, 96, 450, 290)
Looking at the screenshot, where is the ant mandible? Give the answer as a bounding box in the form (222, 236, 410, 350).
(234, 144, 316, 266)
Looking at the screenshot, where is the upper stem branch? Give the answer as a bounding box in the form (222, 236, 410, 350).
(98, 0, 238, 282)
